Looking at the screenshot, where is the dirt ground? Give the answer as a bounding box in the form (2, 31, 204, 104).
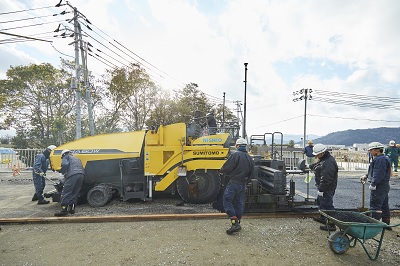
(0, 171, 400, 266)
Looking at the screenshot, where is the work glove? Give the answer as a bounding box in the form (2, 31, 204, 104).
(39, 172, 45, 177)
(360, 175, 367, 183)
(369, 185, 376, 191)
(317, 191, 324, 197)
(309, 163, 316, 170)
(58, 177, 65, 184)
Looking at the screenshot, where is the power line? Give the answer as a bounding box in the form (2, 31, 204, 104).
(51, 43, 74, 59)
(0, 12, 68, 24)
(0, 19, 67, 32)
(81, 24, 186, 90)
(309, 114, 400, 123)
(312, 97, 400, 111)
(315, 89, 400, 103)
(0, 2, 239, 118)
(88, 22, 180, 83)
(249, 115, 304, 131)
(88, 53, 114, 69)
(0, 5, 55, 16)
(81, 30, 163, 82)
(0, 31, 52, 43)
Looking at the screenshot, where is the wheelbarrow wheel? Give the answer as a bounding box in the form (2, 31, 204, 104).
(328, 231, 350, 254)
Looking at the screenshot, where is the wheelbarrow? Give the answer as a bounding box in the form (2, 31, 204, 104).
(320, 210, 400, 260)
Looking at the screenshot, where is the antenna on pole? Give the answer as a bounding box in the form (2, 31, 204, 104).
(242, 63, 248, 138)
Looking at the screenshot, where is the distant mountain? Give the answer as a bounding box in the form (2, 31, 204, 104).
(313, 127, 400, 146)
(283, 134, 321, 143)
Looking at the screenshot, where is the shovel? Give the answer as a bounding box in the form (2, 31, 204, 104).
(357, 180, 369, 212)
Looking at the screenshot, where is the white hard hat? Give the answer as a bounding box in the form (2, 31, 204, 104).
(47, 145, 56, 151)
(312, 143, 326, 155)
(369, 142, 384, 150)
(389, 140, 395, 146)
(235, 138, 247, 145)
(61, 149, 71, 157)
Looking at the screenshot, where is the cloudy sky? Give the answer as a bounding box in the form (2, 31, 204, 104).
(1, 0, 400, 140)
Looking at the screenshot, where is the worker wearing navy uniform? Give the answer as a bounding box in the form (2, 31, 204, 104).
(204, 112, 217, 135)
(312, 143, 338, 231)
(220, 138, 254, 235)
(384, 140, 399, 172)
(32, 145, 57, 204)
(303, 140, 315, 165)
(54, 150, 85, 216)
(361, 142, 392, 230)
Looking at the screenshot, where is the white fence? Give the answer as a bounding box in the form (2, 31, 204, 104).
(250, 146, 371, 171)
(0, 148, 372, 173)
(0, 149, 42, 171)
(282, 150, 370, 171)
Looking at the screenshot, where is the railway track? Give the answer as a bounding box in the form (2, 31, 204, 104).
(0, 212, 318, 225)
(1, 210, 399, 225)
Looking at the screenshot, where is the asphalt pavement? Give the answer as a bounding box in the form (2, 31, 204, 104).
(291, 171, 400, 211)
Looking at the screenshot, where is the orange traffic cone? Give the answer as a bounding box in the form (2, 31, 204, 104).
(12, 163, 21, 176)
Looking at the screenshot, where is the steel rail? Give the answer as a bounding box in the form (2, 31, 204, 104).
(0, 211, 339, 225)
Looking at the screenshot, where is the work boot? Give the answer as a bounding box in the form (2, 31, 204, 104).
(382, 218, 392, 231)
(226, 217, 241, 235)
(31, 193, 38, 201)
(320, 222, 336, 231)
(54, 205, 68, 216)
(312, 215, 326, 224)
(37, 199, 50, 205)
(68, 204, 75, 214)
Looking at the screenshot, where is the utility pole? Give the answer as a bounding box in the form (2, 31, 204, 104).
(78, 24, 95, 135)
(222, 92, 226, 131)
(243, 63, 248, 139)
(292, 88, 313, 151)
(293, 88, 313, 201)
(72, 7, 81, 139)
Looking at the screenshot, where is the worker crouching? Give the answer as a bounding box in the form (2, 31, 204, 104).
(220, 138, 254, 235)
(54, 150, 85, 217)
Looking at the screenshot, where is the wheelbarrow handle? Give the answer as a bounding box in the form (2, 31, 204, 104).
(360, 210, 372, 215)
(387, 223, 400, 228)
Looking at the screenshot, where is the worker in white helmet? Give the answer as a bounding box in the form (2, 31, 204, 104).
(384, 140, 399, 172)
(361, 142, 392, 230)
(54, 149, 85, 216)
(312, 143, 338, 231)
